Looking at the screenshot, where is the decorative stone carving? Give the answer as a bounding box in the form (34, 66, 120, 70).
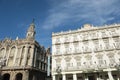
(85, 55, 92, 60)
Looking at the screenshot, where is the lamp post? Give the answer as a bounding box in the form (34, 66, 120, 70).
(56, 66, 61, 80)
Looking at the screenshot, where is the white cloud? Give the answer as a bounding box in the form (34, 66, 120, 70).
(42, 0, 120, 30)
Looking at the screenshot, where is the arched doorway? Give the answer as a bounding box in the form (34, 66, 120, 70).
(15, 73, 23, 80)
(2, 73, 10, 80)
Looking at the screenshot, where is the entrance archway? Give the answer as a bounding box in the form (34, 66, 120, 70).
(15, 73, 23, 80)
(2, 73, 10, 80)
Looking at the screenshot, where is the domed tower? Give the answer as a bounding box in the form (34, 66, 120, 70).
(26, 20, 36, 39)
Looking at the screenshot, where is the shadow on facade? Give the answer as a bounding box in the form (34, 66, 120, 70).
(2, 73, 10, 80)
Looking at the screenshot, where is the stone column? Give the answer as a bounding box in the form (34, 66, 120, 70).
(108, 71, 114, 80)
(73, 73, 77, 80)
(97, 77, 99, 80)
(18, 47, 23, 66)
(84, 74, 88, 80)
(118, 72, 120, 80)
(62, 74, 66, 80)
(85, 77, 88, 80)
(96, 73, 100, 80)
(23, 71, 29, 80)
(117, 77, 119, 80)
(33, 48, 37, 67)
(29, 46, 35, 66)
(52, 75, 56, 80)
(10, 72, 15, 80)
(23, 46, 28, 66)
(6, 49, 11, 65)
(13, 47, 18, 66)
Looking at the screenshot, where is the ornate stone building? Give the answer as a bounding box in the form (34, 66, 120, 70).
(0, 22, 51, 80)
(52, 24, 120, 80)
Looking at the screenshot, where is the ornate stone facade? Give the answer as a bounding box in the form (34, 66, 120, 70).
(0, 22, 51, 80)
(52, 24, 120, 80)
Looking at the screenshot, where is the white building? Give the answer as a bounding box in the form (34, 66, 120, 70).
(52, 24, 120, 80)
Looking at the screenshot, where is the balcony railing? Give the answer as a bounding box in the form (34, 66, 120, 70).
(52, 63, 119, 73)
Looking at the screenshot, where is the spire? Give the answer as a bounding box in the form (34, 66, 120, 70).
(28, 19, 35, 32)
(26, 19, 36, 39)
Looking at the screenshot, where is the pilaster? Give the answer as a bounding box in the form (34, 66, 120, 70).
(33, 47, 37, 67)
(28, 46, 35, 66)
(23, 46, 29, 66)
(62, 74, 66, 80)
(52, 75, 56, 80)
(18, 47, 23, 66)
(13, 47, 18, 66)
(73, 73, 77, 80)
(108, 71, 114, 80)
(22, 71, 29, 80)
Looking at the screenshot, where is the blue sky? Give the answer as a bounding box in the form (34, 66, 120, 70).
(0, 0, 120, 48)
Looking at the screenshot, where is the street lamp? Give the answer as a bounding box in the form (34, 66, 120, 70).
(56, 66, 61, 80)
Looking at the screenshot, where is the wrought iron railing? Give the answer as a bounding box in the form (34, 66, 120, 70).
(52, 63, 120, 73)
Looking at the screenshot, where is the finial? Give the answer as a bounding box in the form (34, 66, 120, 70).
(30, 18, 35, 26)
(16, 36, 18, 40)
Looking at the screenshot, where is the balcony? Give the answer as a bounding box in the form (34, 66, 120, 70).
(53, 63, 119, 73)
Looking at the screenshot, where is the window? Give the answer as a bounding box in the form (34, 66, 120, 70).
(64, 44, 70, 54)
(110, 28, 117, 36)
(109, 38, 116, 49)
(94, 40, 99, 51)
(91, 31, 97, 39)
(74, 43, 79, 53)
(108, 55, 115, 66)
(56, 37, 60, 43)
(79, 34, 83, 41)
(0, 48, 5, 58)
(98, 39, 105, 51)
(73, 35, 78, 41)
(105, 29, 112, 37)
(98, 31, 102, 38)
(8, 47, 16, 66)
(113, 38, 120, 49)
(65, 57, 71, 68)
(84, 41, 90, 52)
(56, 45, 60, 54)
(101, 30, 107, 37)
(77, 61, 81, 66)
(64, 36, 69, 42)
(56, 62, 61, 68)
(98, 59, 104, 65)
(83, 32, 88, 40)
(103, 39, 109, 50)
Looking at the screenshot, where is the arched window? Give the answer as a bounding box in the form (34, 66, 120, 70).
(27, 46, 31, 59)
(21, 46, 25, 58)
(8, 46, 16, 66)
(20, 46, 25, 65)
(15, 73, 23, 80)
(0, 48, 5, 58)
(2, 73, 10, 80)
(10, 47, 16, 57)
(26, 46, 31, 65)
